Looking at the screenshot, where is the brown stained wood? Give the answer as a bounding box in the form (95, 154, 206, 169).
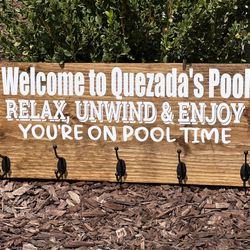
(0, 62, 249, 186)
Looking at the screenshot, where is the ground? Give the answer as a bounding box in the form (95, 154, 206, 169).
(0, 180, 249, 250)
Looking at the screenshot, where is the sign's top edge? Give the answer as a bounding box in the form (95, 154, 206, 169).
(0, 62, 250, 66)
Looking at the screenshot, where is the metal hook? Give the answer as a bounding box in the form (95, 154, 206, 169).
(114, 147, 127, 186)
(240, 150, 250, 194)
(53, 145, 67, 179)
(0, 154, 11, 178)
(176, 149, 187, 192)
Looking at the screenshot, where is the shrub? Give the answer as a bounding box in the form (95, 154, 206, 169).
(0, 0, 168, 62)
(0, 0, 249, 63)
(161, 0, 250, 63)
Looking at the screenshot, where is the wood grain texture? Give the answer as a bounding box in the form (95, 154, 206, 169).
(0, 62, 250, 186)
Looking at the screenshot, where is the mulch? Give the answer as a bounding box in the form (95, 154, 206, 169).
(0, 180, 249, 250)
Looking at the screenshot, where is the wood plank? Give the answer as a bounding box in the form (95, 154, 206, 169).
(0, 62, 249, 186)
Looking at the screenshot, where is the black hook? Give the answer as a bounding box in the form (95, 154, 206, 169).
(240, 150, 250, 194)
(0, 154, 11, 178)
(114, 147, 127, 185)
(53, 145, 67, 179)
(177, 149, 187, 192)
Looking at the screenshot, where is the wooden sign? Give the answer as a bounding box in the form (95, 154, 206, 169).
(0, 62, 250, 186)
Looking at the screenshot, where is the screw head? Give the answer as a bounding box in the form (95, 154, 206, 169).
(244, 150, 248, 155)
(114, 147, 119, 151)
(177, 149, 182, 154)
(53, 145, 57, 149)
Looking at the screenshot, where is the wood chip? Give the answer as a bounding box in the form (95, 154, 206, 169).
(22, 243, 37, 250)
(215, 202, 230, 209)
(66, 198, 75, 207)
(12, 184, 31, 196)
(116, 228, 127, 239)
(48, 209, 66, 217)
(68, 191, 81, 204)
(64, 241, 95, 248)
(102, 201, 124, 211)
(81, 208, 106, 218)
(83, 223, 94, 232)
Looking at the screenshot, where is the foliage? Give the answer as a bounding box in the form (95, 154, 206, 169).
(162, 0, 250, 63)
(0, 0, 249, 63)
(0, 0, 168, 62)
